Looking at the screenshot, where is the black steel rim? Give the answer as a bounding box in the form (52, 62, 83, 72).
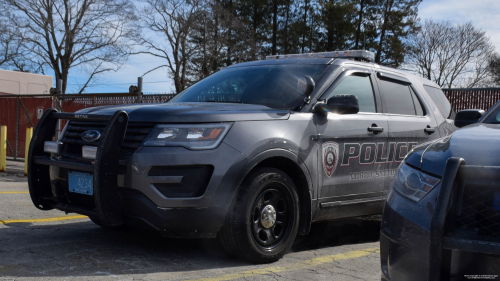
(250, 184, 293, 250)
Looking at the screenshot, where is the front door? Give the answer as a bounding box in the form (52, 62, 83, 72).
(314, 67, 389, 221)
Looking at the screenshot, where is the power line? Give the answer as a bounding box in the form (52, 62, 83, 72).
(68, 80, 171, 86)
(127, 61, 167, 65)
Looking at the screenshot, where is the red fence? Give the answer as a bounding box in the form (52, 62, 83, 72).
(0, 93, 174, 159)
(443, 88, 500, 112)
(1, 88, 499, 159)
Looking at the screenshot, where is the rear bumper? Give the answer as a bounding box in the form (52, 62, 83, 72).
(28, 109, 246, 238)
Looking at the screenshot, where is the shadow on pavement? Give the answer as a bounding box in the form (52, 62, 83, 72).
(0, 215, 380, 278)
(292, 215, 381, 252)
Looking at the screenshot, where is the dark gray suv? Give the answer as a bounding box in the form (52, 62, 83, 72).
(28, 50, 455, 263)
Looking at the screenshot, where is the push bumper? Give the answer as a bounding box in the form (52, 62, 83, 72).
(380, 202, 430, 281)
(28, 109, 246, 238)
(381, 158, 500, 280)
(28, 109, 128, 226)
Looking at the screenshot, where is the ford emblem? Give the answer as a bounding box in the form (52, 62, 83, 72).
(82, 130, 101, 143)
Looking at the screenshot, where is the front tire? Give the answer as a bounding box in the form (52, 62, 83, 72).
(219, 167, 300, 263)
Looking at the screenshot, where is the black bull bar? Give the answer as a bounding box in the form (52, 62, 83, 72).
(28, 108, 128, 227)
(429, 157, 500, 280)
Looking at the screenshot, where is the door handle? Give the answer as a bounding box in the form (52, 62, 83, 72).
(367, 126, 384, 133)
(424, 127, 436, 134)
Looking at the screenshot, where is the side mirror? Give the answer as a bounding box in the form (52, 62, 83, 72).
(314, 95, 360, 116)
(297, 75, 315, 97)
(454, 109, 485, 128)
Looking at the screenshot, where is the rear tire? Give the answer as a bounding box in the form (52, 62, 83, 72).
(219, 167, 300, 263)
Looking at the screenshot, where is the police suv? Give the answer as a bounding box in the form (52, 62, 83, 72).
(28, 50, 455, 263)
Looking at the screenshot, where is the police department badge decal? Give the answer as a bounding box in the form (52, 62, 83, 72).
(323, 142, 339, 178)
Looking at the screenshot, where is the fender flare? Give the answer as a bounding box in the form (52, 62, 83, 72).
(224, 148, 315, 235)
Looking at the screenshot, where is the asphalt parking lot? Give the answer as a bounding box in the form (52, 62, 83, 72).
(0, 160, 381, 281)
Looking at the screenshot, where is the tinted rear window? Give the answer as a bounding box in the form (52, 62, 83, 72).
(423, 86, 452, 119)
(378, 79, 416, 115)
(410, 87, 425, 116)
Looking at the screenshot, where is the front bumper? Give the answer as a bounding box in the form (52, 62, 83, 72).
(380, 197, 431, 281)
(381, 203, 500, 281)
(381, 159, 500, 280)
(28, 109, 246, 238)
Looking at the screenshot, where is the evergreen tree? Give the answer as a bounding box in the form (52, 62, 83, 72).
(319, 0, 357, 52)
(235, 0, 270, 59)
(490, 54, 500, 86)
(353, 0, 378, 51)
(135, 0, 424, 90)
(374, 0, 421, 67)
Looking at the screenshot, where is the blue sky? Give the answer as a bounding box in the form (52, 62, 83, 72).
(419, 0, 500, 48)
(67, 0, 500, 94)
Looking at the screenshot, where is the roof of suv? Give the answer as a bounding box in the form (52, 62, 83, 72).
(226, 57, 442, 90)
(226, 58, 336, 67)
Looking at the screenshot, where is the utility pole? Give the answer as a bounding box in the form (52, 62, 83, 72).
(136, 77, 143, 103)
(55, 79, 62, 139)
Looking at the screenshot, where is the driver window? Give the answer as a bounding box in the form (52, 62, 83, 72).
(324, 75, 376, 113)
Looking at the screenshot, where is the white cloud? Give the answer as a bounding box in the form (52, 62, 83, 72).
(419, 0, 500, 51)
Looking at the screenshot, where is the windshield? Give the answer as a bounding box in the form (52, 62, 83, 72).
(483, 103, 500, 124)
(170, 64, 329, 110)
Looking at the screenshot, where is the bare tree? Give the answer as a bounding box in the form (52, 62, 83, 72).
(0, 12, 22, 69)
(0, 19, 13, 67)
(2, 0, 137, 94)
(407, 20, 497, 88)
(136, 0, 203, 94)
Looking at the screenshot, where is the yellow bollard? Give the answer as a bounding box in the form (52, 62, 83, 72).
(0, 126, 6, 172)
(24, 127, 33, 176)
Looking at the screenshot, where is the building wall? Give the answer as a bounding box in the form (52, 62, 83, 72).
(0, 69, 53, 95)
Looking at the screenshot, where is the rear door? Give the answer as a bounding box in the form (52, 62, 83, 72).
(374, 71, 441, 192)
(314, 66, 389, 221)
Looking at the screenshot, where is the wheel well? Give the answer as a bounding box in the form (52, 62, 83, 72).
(251, 156, 312, 235)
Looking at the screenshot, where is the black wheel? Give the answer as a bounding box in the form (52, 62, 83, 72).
(219, 167, 299, 263)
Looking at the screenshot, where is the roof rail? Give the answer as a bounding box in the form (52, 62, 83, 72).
(266, 50, 375, 62)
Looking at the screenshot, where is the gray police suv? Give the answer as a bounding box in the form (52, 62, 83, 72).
(28, 50, 455, 263)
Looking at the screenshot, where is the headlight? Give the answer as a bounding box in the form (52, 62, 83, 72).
(392, 163, 440, 202)
(143, 123, 232, 150)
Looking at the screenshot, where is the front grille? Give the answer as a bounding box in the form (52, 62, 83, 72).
(61, 120, 154, 161)
(120, 122, 155, 160)
(454, 184, 500, 237)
